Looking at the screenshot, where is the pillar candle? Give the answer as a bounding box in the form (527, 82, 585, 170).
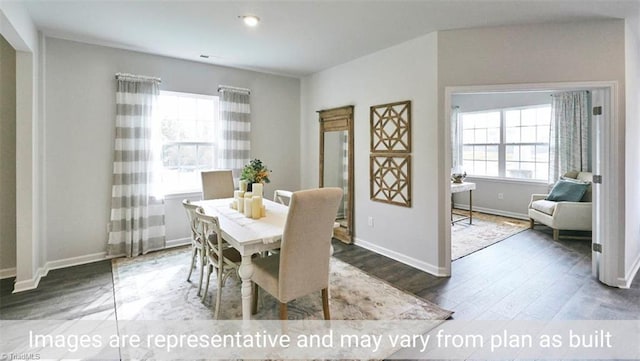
(234, 190, 244, 200)
(244, 198, 253, 217)
(244, 192, 253, 199)
(239, 180, 248, 192)
(251, 196, 262, 219)
(237, 196, 244, 212)
(252, 183, 263, 198)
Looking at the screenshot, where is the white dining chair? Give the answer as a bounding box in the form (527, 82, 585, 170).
(273, 189, 293, 206)
(182, 199, 206, 294)
(201, 170, 234, 200)
(195, 207, 241, 319)
(251, 187, 343, 320)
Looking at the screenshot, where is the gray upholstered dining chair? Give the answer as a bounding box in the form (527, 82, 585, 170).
(251, 187, 343, 320)
(182, 199, 206, 294)
(201, 170, 234, 200)
(195, 207, 242, 319)
(273, 189, 293, 206)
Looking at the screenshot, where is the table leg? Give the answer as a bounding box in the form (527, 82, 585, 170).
(238, 255, 255, 321)
(469, 190, 473, 225)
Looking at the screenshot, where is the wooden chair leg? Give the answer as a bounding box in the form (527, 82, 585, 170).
(201, 264, 211, 299)
(279, 302, 288, 320)
(187, 247, 197, 281)
(529, 218, 535, 229)
(252, 284, 258, 315)
(553, 229, 559, 241)
(322, 288, 330, 320)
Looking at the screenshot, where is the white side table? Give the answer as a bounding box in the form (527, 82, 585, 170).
(451, 181, 476, 224)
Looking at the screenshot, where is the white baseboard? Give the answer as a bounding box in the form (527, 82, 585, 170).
(42, 252, 108, 277)
(13, 268, 45, 293)
(619, 252, 640, 289)
(11, 238, 190, 293)
(453, 203, 528, 220)
(0, 267, 16, 279)
(353, 237, 448, 277)
(13, 252, 108, 293)
(166, 237, 190, 249)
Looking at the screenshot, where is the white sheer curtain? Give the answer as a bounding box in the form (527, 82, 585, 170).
(107, 73, 165, 257)
(450, 106, 463, 173)
(218, 87, 251, 186)
(549, 91, 592, 182)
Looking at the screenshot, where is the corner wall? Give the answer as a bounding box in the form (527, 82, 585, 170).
(0, 34, 16, 276)
(301, 33, 441, 274)
(624, 11, 640, 285)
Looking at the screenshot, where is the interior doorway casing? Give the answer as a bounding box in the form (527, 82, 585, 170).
(443, 81, 621, 287)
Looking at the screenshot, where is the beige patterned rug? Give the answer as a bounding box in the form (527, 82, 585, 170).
(112, 247, 452, 321)
(452, 211, 529, 260)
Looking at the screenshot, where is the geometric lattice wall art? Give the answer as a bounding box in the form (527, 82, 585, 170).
(370, 154, 411, 207)
(370, 100, 411, 153)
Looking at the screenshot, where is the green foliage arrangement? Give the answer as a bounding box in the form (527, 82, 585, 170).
(240, 159, 271, 184)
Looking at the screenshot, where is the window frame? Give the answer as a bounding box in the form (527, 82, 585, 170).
(458, 104, 551, 183)
(157, 90, 220, 195)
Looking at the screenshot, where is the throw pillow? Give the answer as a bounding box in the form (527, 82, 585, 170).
(546, 179, 590, 202)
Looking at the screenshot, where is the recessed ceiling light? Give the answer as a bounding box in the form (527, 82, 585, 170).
(240, 15, 260, 27)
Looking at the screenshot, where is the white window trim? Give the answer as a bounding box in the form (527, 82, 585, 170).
(158, 90, 219, 196)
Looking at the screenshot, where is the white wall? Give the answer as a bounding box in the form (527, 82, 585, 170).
(0, 34, 16, 275)
(624, 12, 640, 283)
(452, 92, 552, 218)
(301, 33, 441, 274)
(438, 20, 627, 279)
(44, 37, 300, 262)
(0, 2, 43, 291)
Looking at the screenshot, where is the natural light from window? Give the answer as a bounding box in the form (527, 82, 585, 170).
(460, 104, 551, 181)
(158, 91, 219, 194)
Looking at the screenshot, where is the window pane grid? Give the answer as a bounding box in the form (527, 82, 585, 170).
(460, 105, 551, 181)
(159, 91, 219, 193)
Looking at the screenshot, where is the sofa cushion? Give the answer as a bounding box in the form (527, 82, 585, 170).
(546, 179, 590, 202)
(531, 199, 557, 215)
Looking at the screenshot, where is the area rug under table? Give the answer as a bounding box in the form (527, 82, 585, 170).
(452, 211, 529, 260)
(112, 247, 452, 321)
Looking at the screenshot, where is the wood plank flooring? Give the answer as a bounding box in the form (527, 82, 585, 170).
(1, 228, 638, 322)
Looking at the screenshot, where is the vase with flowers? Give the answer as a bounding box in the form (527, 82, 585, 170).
(240, 159, 271, 192)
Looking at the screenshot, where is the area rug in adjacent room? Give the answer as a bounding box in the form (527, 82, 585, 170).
(451, 211, 529, 260)
(112, 247, 453, 321)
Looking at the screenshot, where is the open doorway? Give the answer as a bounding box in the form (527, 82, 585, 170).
(443, 82, 619, 287)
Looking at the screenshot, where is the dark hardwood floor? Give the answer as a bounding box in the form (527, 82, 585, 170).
(1, 228, 638, 321)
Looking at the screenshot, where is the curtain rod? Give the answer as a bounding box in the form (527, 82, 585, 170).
(115, 73, 162, 83)
(218, 85, 251, 94)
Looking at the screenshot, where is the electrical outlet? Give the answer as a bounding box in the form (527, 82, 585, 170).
(498, 193, 504, 200)
(367, 216, 374, 227)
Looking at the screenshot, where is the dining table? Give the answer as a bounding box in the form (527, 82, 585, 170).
(194, 197, 289, 320)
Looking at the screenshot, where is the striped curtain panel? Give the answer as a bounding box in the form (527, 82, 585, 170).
(218, 88, 251, 185)
(107, 74, 165, 257)
(549, 91, 592, 183)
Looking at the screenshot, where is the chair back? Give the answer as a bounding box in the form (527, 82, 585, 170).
(273, 190, 293, 206)
(201, 170, 234, 200)
(182, 199, 202, 244)
(195, 207, 222, 261)
(277, 187, 343, 302)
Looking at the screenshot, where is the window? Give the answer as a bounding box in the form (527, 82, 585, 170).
(157, 91, 219, 193)
(459, 104, 551, 181)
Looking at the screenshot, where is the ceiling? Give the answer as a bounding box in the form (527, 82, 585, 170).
(23, 0, 639, 78)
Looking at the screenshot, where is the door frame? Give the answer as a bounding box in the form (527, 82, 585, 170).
(443, 81, 621, 287)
